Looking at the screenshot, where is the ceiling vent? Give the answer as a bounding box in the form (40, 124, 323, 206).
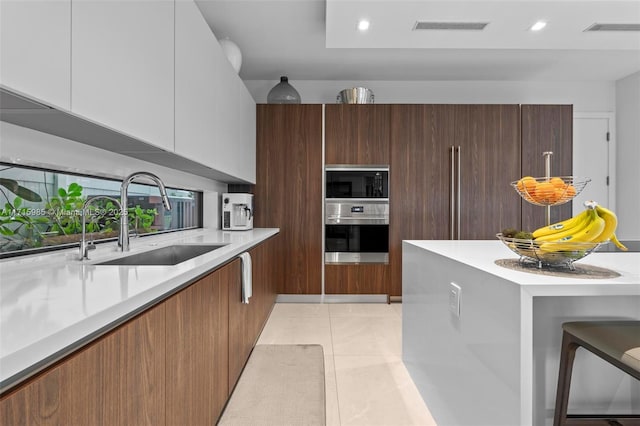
(413, 21, 489, 31)
(584, 23, 640, 32)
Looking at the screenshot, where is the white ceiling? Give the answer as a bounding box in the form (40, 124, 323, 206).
(197, 0, 640, 82)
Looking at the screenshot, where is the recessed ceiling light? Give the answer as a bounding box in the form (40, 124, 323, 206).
(530, 21, 547, 31)
(357, 19, 370, 31)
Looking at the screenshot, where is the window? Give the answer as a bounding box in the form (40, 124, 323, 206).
(0, 163, 202, 258)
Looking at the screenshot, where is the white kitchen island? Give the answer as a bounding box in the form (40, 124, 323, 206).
(402, 240, 640, 426)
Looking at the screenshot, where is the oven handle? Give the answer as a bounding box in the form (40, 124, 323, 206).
(325, 198, 389, 203)
(325, 217, 389, 225)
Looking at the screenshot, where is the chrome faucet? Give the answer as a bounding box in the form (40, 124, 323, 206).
(119, 172, 172, 252)
(80, 195, 122, 260)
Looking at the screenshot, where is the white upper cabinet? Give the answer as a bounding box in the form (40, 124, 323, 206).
(175, 0, 256, 183)
(0, 0, 71, 109)
(71, 0, 175, 152)
(2, 0, 254, 183)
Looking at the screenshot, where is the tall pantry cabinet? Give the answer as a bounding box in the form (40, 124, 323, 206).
(254, 105, 323, 295)
(452, 104, 522, 239)
(389, 104, 522, 296)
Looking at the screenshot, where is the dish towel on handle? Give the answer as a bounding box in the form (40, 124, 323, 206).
(239, 252, 252, 304)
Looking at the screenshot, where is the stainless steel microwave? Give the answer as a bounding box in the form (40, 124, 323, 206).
(325, 165, 389, 199)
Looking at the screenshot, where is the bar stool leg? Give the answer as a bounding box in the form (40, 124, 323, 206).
(554, 331, 580, 426)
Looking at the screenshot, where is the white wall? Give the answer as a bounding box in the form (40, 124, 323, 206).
(615, 72, 640, 240)
(0, 122, 227, 229)
(246, 80, 615, 111)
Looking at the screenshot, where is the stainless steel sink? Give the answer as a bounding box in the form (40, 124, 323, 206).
(96, 244, 227, 266)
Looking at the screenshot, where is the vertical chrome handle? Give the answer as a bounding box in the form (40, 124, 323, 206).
(457, 146, 461, 240)
(450, 146, 455, 240)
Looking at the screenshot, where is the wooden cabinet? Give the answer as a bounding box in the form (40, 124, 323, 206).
(390, 105, 456, 296)
(521, 105, 573, 231)
(325, 104, 391, 164)
(325, 264, 390, 294)
(228, 237, 278, 391)
(246, 238, 278, 347)
(228, 259, 255, 392)
(0, 239, 277, 425)
(255, 105, 323, 294)
(0, 0, 71, 109)
(175, 0, 256, 183)
(454, 104, 522, 239)
(0, 303, 166, 425)
(71, 0, 175, 152)
(166, 261, 234, 425)
(389, 104, 521, 296)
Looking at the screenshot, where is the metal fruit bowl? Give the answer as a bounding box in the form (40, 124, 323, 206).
(496, 233, 604, 269)
(510, 176, 590, 207)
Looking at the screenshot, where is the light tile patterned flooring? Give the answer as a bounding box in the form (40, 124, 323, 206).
(255, 303, 437, 426)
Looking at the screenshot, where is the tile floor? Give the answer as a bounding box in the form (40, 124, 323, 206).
(255, 303, 437, 426)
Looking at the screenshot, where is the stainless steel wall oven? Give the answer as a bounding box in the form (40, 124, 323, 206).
(324, 166, 389, 264)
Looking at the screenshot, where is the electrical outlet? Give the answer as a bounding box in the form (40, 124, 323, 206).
(449, 282, 461, 317)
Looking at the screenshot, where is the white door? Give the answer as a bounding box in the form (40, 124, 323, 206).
(572, 114, 614, 215)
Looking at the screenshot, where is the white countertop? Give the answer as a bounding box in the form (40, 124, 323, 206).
(404, 240, 640, 296)
(0, 228, 279, 393)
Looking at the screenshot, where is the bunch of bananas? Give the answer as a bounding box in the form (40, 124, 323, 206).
(532, 202, 628, 252)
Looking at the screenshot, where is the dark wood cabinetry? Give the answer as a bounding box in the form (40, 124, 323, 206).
(228, 258, 252, 392)
(389, 104, 522, 296)
(255, 105, 323, 294)
(166, 261, 234, 425)
(454, 104, 522, 238)
(255, 103, 570, 298)
(389, 105, 455, 296)
(228, 237, 277, 391)
(521, 105, 573, 231)
(165, 241, 277, 424)
(0, 304, 167, 425)
(248, 237, 278, 338)
(325, 104, 391, 164)
(0, 239, 277, 425)
(325, 263, 390, 294)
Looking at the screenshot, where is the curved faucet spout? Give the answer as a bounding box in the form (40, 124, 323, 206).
(119, 172, 172, 252)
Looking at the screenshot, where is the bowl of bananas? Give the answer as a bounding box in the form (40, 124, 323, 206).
(497, 201, 627, 269)
(497, 233, 604, 269)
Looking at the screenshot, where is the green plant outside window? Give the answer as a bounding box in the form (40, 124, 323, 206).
(0, 164, 201, 257)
